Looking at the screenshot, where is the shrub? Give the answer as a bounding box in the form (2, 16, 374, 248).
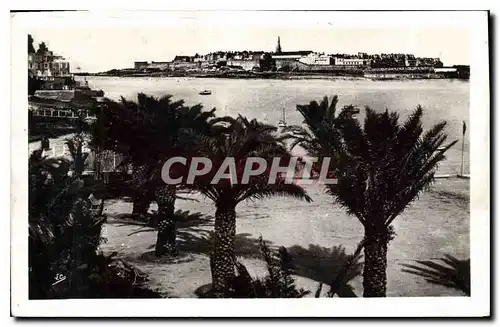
(225, 237, 310, 298)
(29, 149, 162, 298)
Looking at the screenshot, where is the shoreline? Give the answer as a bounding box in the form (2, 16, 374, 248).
(79, 73, 469, 81)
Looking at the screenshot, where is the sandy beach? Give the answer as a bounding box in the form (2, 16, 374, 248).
(97, 176, 469, 298)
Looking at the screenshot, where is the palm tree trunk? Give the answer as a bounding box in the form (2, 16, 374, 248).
(211, 203, 237, 296)
(362, 232, 388, 297)
(131, 164, 153, 218)
(154, 185, 177, 257)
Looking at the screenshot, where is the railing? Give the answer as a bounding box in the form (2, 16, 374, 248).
(40, 146, 121, 173)
(30, 108, 96, 120)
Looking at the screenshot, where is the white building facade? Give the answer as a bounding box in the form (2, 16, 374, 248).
(29, 51, 71, 77)
(333, 58, 366, 66)
(299, 53, 333, 65)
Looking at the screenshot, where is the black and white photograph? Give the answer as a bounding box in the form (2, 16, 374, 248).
(10, 9, 490, 317)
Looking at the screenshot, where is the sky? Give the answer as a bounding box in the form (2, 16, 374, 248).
(27, 19, 470, 73)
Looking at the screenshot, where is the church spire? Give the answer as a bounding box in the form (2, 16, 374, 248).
(276, 36, 282, 53)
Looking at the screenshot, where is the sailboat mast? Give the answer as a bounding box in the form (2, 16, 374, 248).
(278, 103, 287, 128)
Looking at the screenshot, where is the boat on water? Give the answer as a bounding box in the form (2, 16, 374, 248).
(278, 106, 287, 128)
(199, 90, 212, 95)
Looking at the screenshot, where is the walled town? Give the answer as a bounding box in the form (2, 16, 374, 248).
(94, 37, 470, 79)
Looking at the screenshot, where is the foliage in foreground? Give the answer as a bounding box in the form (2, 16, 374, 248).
(224, 238, 364, 298)
(29, 148, 161, 299)
(288, 241, 364, 298)
(401, 254, 470, 296)
(225, 237, 310, 298)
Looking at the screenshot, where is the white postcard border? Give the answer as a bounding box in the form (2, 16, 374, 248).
(10, 10, 490, 317)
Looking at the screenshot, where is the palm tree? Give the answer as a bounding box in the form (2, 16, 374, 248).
(283, 96, 457, 297)
(187, 115, 312, 295)
(65, 133, 90, 177)
(93, 93, 216, 256)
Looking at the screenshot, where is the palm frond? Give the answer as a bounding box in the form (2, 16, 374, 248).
(401, 255, 470, 296)
(291, 95, 457, 232)
(239, 177, 312, 204)
(187, 114, 311, 207)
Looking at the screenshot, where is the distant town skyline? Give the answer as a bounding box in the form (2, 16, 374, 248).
(29, 27, 469, 73)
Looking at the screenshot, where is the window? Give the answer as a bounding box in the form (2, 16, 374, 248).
(52, 110, 58, 117)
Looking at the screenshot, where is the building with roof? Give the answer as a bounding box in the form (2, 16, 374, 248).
(173, 55, 192, 62)
(226, 58, 261, 71)
(134, 61, 149, 70)
(299, 53, 334, 65)
(333, 58, 367, 66)
(270, 36, 314, 70)
(149, 61, 170, 70)
(51, 56, 71, 76)
(29, 50, 71, 78)
(272, 51, 313, 70)
(225, 51, 265, 71)
(271, 51, 313, 60)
